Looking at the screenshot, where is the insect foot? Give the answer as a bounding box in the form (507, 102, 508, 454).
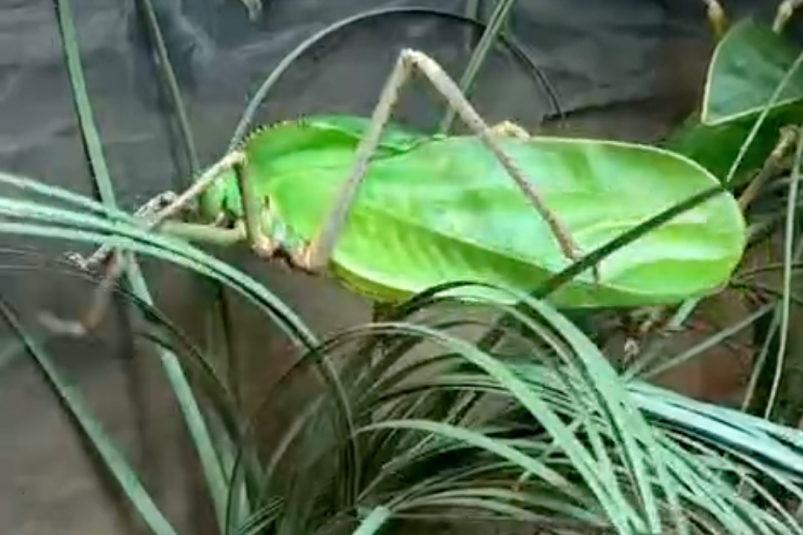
(62, 246, 118, 273)
(250, 234, 279, 260)
(490, 120, 532, 140)
(134, 190, 180, 218)
(63, 251, 101, 272)
(287, 245, 324, 275)
(61, 190, 183, 273)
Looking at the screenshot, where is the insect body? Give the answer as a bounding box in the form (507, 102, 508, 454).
(193, 115, 746, 307)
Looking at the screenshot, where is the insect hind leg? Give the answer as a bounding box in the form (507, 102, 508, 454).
(298, 49, 592, 282)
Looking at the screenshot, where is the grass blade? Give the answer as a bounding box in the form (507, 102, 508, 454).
(351, 506, 393, 535)
(0, 297, 180, 535)
(26, 0, 232, 512)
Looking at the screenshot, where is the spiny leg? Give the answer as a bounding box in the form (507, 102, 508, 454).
(295, 49, 589, 282)
(40, 150, 264, 336)
(774, 0, 803, 33)
(486, 120, 603, 280)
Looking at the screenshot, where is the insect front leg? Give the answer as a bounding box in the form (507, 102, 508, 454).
(64, 191, 181, 272)
(293, 48, 591, 282)
(40, 151, 254, 336)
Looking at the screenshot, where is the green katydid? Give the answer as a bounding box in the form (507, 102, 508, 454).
(46, 49, 747, 335)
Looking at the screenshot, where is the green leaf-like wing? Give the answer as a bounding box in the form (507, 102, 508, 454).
(202, 115, 428, 220)
(665, 18, 803, 179)
(245, 119, 746, 308)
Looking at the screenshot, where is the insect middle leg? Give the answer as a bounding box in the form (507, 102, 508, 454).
(293, 48, 590, 281)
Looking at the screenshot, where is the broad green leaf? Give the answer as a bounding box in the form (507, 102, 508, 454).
(665, 19, 803, 180)
(702, 19, 803, 125)
(664, 111, 797, 182)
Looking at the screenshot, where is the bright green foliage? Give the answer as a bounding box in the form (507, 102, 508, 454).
(200, 116, 747, 308)
(665, 18, 803, 179)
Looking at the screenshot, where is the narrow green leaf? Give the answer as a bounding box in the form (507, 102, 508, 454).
(0, 298, 179, 535)
(51, 0, 232, 526)
(351, 506, 393, 535)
